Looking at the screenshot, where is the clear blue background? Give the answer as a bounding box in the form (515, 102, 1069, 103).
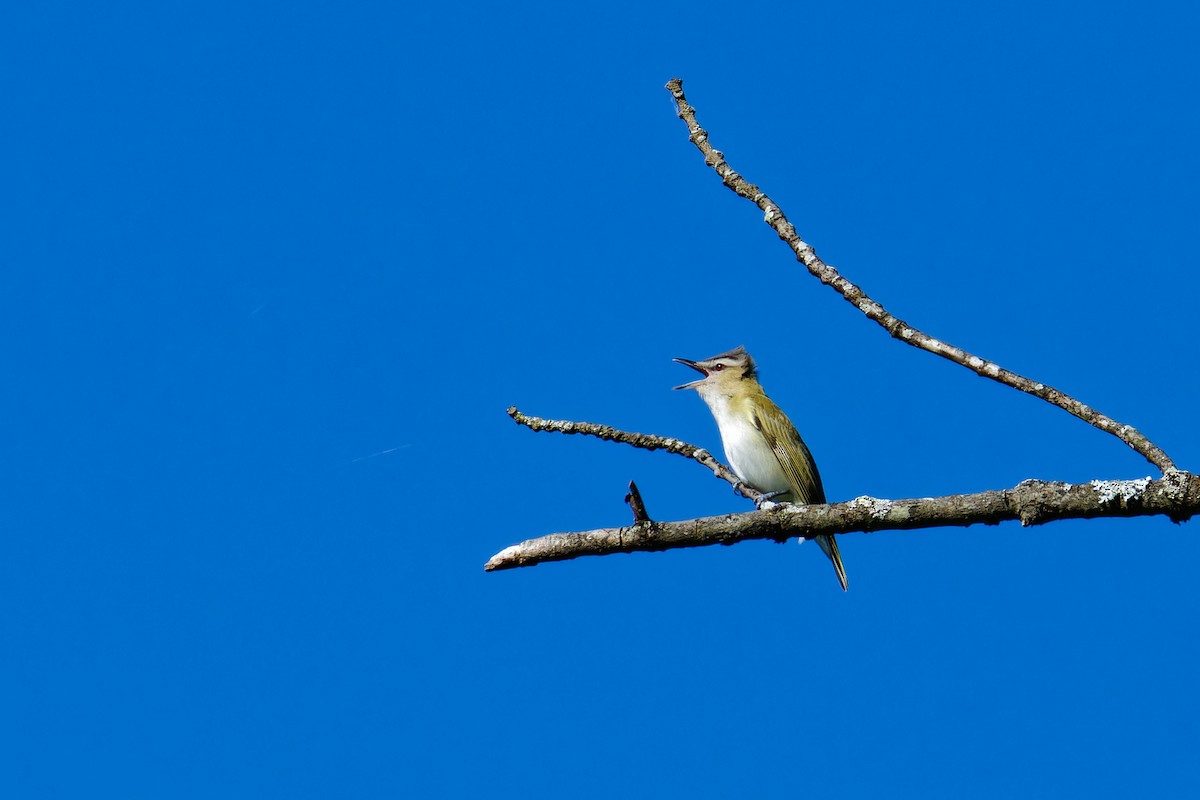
(2, 1, 1198, 797)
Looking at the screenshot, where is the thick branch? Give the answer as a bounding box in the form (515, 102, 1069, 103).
(664, 78, 1176, 474)
(486, 471, 1199, 571)
(507, 406, 766, 504)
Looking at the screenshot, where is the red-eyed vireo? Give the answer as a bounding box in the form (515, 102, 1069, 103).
(674, 346, 848, 591)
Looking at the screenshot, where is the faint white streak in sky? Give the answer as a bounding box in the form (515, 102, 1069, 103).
(349, 444, 413, 463)
(250, 302, 268, 316)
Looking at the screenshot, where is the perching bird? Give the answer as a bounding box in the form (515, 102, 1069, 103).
(674, 346, 847, 591)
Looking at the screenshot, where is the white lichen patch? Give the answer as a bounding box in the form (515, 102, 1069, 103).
(967, 356, 984, 369)
(983, 363, 1000, 378)
(1090, 477, 1151, 504)
(847, 495, 892, 518)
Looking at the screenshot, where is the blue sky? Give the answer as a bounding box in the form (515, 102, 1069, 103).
(2, 1, 1199, 797)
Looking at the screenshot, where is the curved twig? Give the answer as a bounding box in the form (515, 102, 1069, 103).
(507, 406, 765, 503)
(664, 78, 1176, 474)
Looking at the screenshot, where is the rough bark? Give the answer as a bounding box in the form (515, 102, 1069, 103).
(486, 472, 1199, 571)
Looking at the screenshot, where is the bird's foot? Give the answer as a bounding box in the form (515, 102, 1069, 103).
(754, 489, 787, 509)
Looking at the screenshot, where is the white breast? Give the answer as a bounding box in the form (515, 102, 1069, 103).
(699, 389, 790, 496)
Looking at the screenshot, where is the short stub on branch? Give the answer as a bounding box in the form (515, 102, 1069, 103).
(625, 481, 651, 524)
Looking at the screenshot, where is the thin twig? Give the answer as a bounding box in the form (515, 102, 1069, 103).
(486, 471, 1200, 570)
(664, 78, 1176, 474)
(507, 406, 765, 503)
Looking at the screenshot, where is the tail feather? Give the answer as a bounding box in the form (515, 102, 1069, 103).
(812, 534, 849, 591)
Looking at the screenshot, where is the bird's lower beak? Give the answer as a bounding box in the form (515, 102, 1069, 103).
(672, 357, 706, 390)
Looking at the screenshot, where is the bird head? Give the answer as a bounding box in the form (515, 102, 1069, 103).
(672, 345, 759, 391)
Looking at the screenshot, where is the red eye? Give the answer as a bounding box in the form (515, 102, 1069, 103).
(711, 364, 724, 372)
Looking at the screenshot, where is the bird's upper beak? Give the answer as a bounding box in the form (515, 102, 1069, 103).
(672, 357, 707, 390)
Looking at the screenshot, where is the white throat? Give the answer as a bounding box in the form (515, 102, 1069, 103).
(695, 385, 790, 497)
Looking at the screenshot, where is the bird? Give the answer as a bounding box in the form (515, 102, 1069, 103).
(673, 345, 847, 590)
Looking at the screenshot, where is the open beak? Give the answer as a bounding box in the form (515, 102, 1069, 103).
(672, 357, 707, 390)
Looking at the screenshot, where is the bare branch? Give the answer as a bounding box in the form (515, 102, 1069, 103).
(507, 406, 766, 504)
(486, 471, 1200, 571)
(490, 84, 1193, 577)
(663, 78, 1176, 474)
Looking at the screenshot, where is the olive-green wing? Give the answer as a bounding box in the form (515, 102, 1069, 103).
(751, 400, 826, 505)
(753, 401, 845, 589)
